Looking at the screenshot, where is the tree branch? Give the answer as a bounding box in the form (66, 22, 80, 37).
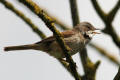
(91, 0, 120, 79)
(69, 0, 80, 26)
(114, 67, 120, 80)
(103, 24, 120, 48)
(38, 7, 70, 30)
(90, 43, 120, 66)
(58, 59, 81, 78)
(91, 0, 107, 22)
(108, 0, 120, 22)
(1, 0, 120, 79)
(91, 0, 120, 48)
(19, 0, 81, 80)
(0, 0, 46, 39)
(1, 0, 80, 79)
(80, 48, 100, 80)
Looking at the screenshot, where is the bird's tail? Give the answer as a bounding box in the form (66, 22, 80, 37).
(4, 44, 40, 51)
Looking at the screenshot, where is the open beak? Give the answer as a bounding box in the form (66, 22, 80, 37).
(92, 28, 101, 34)
(92, 31, 100, 34)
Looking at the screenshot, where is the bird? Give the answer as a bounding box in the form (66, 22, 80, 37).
(4, 22, 100, 58)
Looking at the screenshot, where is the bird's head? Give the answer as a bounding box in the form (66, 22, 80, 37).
(75, 22, 100, 40)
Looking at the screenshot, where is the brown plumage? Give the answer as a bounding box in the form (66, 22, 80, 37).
(4, 22, 100, 58)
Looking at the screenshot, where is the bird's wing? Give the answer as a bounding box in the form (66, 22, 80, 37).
(61, 30, 75, 38)
(35, 36, 55, 44)
(35, 30, 75, 44)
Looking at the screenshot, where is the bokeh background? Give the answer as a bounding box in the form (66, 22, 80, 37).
(0, 0, 120, 80)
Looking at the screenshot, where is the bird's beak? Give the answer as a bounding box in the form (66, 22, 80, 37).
(92, 28, 101, 34)
(95, 28, 100, 30)
(92, 31, 100, 34)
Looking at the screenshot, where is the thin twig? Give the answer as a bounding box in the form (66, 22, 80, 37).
(39, 7, 70, 30)
(58, 59, 80, 78)
(103, 24, 120, 48)
(69, 0, 80, 26)
(19, 0, 81, 80)
(0, 0, 46, 39)
(114, 67, 120, 80)
(90, 43, 120, 66)
(91, 0, 107, 22)
(108, 0, 120, 22)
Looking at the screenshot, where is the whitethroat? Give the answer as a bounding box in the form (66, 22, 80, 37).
(4, 22, 100, 58)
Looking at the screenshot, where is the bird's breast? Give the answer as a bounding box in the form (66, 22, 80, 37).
(64, 33, 85, 55)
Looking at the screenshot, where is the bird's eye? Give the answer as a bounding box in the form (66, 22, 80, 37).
(86, 25, 91, 29)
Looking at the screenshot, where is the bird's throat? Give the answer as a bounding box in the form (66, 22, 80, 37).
(83, 33, 91, 39)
